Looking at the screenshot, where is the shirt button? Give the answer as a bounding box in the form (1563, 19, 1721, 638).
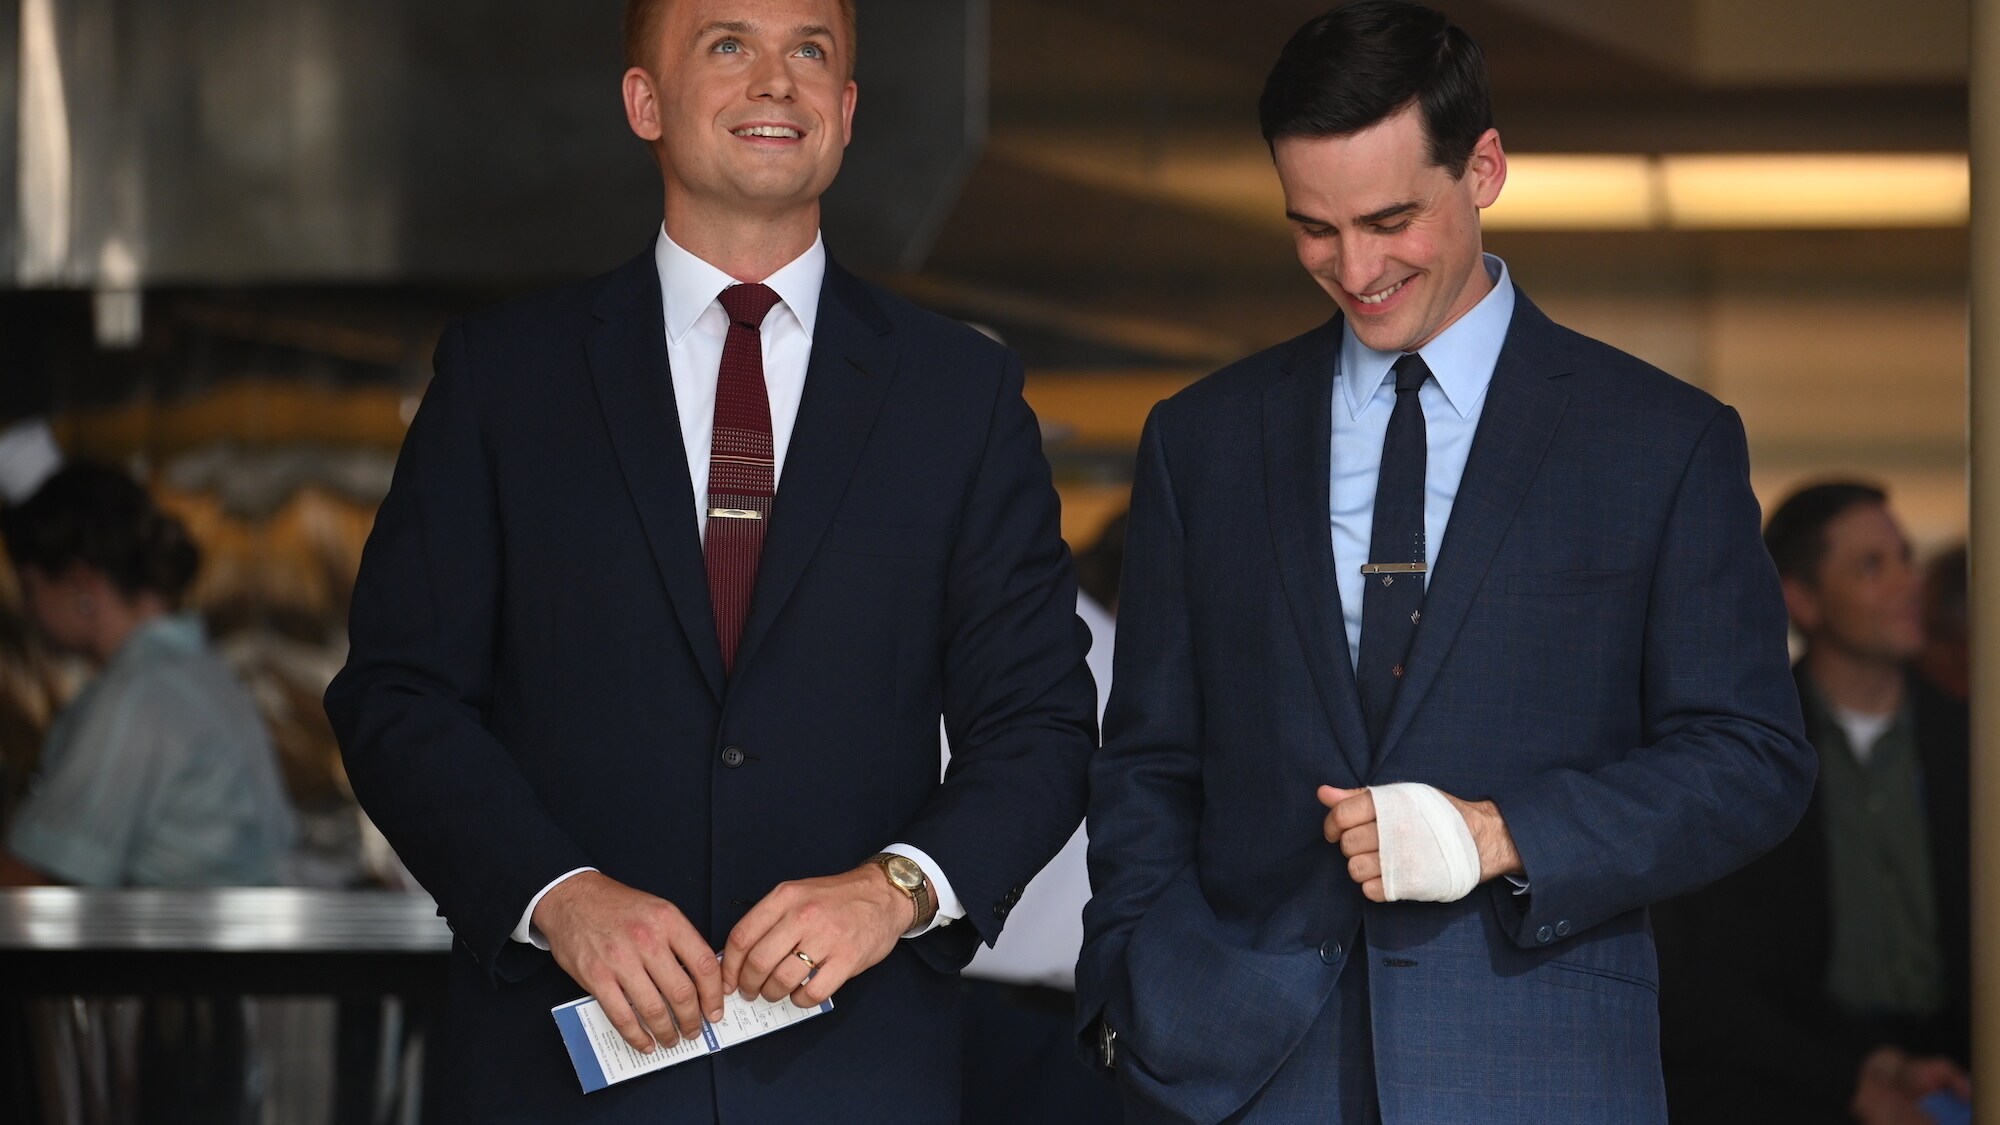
(1319, 939, 1344, 965)
(1536, 925, 1554, 944)
(721, 746, 746, 768)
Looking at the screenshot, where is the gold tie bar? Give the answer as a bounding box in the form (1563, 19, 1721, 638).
(709, 508, 764, 521)
(1359, 562, 1427, 575)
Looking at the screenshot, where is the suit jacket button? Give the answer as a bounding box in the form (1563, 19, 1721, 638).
(993, 903, 1010, 921)
(1319, 940, 1343, 965)
(1555, 920, 1571, 937)
(1536, 925, 1554, 944)
(721, 746, 746, 768)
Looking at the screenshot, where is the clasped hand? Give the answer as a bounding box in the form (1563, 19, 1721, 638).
(533, 866, 912, 1055)
(1318, 784, 1523, 902)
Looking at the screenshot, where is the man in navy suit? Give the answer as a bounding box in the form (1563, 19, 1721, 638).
(1076, 3, 1816, 1121)
(324, 1, 1096, 1120)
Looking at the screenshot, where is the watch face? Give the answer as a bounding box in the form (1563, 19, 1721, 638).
(884, 855, 924, 891)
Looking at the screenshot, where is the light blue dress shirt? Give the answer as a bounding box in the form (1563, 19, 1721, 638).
(8, 615, 295, 886)
(1332, 254, 1515, 668)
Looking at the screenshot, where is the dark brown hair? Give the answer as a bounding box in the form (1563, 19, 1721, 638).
(1762, 480, 1889, 586)
(1, 463, 200, 605)
(1259, 1, 1492, 178)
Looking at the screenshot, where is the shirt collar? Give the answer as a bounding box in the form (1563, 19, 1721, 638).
(654, 225, 826, 345)
(112, 614, 206, 668)
(1338, 253, 1516, 421)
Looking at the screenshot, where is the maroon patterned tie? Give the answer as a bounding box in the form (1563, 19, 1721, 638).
(705, 283, 783, 675)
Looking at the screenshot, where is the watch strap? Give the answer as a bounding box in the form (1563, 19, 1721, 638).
(871, 853, 937, 935)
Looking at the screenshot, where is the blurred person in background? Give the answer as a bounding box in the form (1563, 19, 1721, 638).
(961, 512, 1126, 1125)
(0, 462, 294, 888)
(0, 461, 298, 1125)
(1656, 482, 1970, 1125)
(1917, 543, 1968, 704)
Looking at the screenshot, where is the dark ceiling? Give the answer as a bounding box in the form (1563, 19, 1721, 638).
(903, 0, 1969, 369)
(2, 0, 1971, 424)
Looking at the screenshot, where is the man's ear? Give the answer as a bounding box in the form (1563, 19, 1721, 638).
(1780, 576, 1821, 636)
(623, 67, 663, 143)
(839, 79, 857, 147)
(1467, 128, 1506, 210)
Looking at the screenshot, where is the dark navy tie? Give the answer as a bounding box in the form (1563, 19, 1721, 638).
(1356, 352, 1431, 752)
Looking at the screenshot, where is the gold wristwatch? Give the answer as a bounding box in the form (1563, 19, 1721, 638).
(871, 853, 937, 935)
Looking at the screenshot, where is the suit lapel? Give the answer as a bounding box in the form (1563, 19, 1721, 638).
(730, 262, 897, 679)
(586, 250, 727, 701)
(1265, 320, 1374, 781)
(1374, 293, 1573, 764)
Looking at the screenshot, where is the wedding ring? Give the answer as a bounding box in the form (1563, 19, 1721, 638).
(794, 950, 817, 970)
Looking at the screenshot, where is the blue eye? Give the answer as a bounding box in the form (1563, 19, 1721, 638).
(714, 38, 741, 54)
(797, 43, 825, 59)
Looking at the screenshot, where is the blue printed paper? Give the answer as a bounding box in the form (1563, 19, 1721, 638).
(553, 990, 834, 1093)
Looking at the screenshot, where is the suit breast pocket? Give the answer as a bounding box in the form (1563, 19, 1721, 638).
(1494, 569, 1642, 598)
(822, 522, 955, 562)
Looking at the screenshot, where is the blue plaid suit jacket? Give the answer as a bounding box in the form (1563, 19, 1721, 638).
(1077, 289, 1814, 1124)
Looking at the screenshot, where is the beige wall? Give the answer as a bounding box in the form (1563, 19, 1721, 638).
(1541, 285, 1969, 552)
(1490, 0, 1969, 84)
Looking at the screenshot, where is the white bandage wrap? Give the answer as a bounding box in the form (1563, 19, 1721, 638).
(1368, 783, 1481, 903)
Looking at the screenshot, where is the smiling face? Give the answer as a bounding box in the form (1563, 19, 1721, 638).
(1273, 104, 1505, 354)
(623, 0, 857, 226)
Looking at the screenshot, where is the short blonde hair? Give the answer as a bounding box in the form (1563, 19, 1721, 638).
(624, 0, 858, 76)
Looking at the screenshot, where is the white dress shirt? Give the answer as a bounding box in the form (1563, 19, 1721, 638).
(511, 227, 964, 947)
(658, 226, 821, 537)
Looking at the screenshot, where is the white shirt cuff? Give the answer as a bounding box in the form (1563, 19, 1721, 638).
(512, 867, 598, 948)
(881, 843, 964, 936)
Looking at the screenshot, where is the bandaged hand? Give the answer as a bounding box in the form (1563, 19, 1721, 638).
(1319, 784, 1522, 903)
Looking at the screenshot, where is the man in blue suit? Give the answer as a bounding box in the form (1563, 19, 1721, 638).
(325, 1, 1096, 1120)
(1076, 3, 1816, 1121)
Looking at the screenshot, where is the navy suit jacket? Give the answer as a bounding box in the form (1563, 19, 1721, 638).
(1077, 289, 1815, 1124)
(325, 248, 1097, 1123)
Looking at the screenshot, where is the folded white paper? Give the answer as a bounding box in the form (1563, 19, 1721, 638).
(553, 989, 833, 1093)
